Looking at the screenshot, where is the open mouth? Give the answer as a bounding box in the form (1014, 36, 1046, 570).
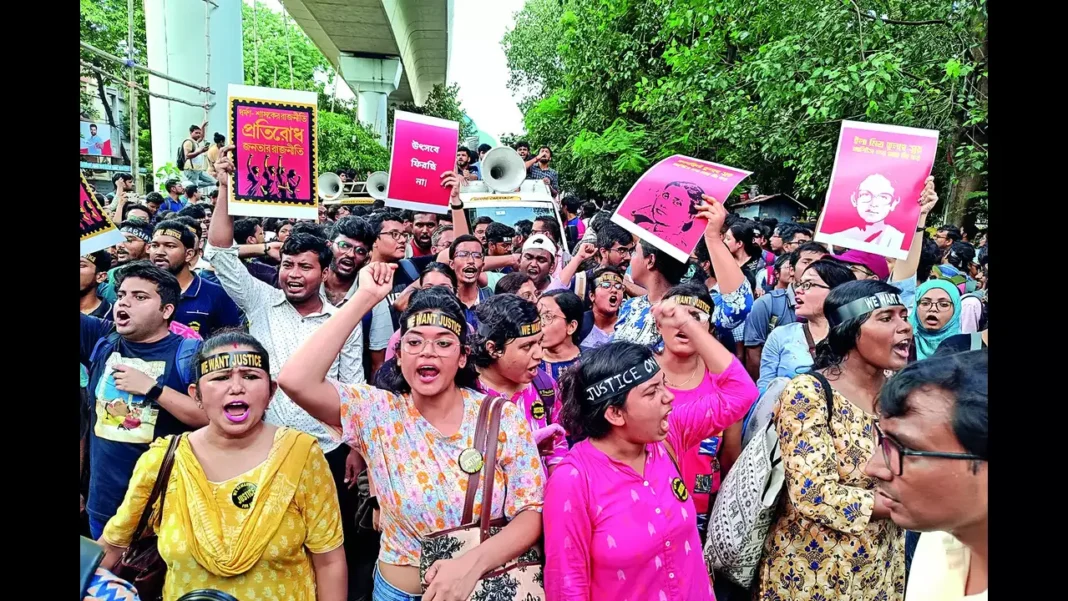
(338, 258, 355, 271)
(416, 365, 440, 383)
(114, 309, 131, 327)
(924, 315, 941, 326)
(608, 293, 620, 307)
(285, 280, 305, 294)
(675, 332, 689, 343)
(892, 339, 911, 358)
(660, 408, 673, 433)
(526, 266, 541, 278)
(223, 401, 250, 423)
(462, 266, 479, 279)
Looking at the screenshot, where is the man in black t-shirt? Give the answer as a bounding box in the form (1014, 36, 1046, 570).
(80, 262, 204, 539)
(80, 250, 114, 320)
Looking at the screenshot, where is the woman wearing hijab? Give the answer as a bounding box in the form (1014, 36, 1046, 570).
(279, 269, 546, 601)
(910, 279, 962, 360)
(756, 280, 912, 601)
(99, 331, 347, 601)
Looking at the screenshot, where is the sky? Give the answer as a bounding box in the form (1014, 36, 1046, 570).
(251, 0, 527, 141)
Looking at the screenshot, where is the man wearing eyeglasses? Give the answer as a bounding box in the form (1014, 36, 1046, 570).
(321, 216, 374, 308)
(833, 173, 906, 249)
(553, 221, 640, 308)
(449, 234, 495, 325)
(864, 351, 987, 601)
(365, 211, 416, 377)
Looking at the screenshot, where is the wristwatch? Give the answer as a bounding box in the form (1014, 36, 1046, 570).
(449, 199, 464, 210)
(145, 384, 164, 403)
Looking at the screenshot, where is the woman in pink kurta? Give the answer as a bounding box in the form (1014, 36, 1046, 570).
(544, 300, 747, 601)
(656, 284, 759, 538)
(473, 294, 569, 474)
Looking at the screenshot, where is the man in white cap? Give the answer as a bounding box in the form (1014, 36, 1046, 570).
(519, 234, 558, 294)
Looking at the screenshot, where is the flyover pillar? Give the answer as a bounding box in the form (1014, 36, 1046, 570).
(339, 55, 403, 146)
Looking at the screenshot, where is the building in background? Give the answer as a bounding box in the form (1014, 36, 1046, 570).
(729, 193, 808, 223)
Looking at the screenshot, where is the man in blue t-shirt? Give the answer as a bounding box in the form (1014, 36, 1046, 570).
(149, 219, 241, 338)
(80, 262, 205, 538)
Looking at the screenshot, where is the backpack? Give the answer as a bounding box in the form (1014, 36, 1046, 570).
(176, 138, 195, 170)
(740, 376, 790, 449)
(704, 371, 836, 588)
(961, 292, 988, 332)
(89, 332, 200, 390)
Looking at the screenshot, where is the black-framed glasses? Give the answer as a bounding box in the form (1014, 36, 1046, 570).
(334, 240, 367, 256)
(454, 250, 484, 261)
(610, 246, 635, 257)
(918, 299, 953, 311)
(379, 230, 412, 242)
(595, 280, 625, 291)
(874, 422, 983, 477)
(796, 280, 830, 292)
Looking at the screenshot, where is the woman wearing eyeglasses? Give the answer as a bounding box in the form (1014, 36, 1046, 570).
(578, 267, 625, 352)
(756, 280, 913, 601)
(654, 282, 759, 541)
(473, 294, 569, 475)
(910, 279, 962, 360)
(537, 290, 584, 380)
(278, 270, 546, 601)
(757, 258, 856, 393)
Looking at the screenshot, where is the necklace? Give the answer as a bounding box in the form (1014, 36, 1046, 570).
(666, 362, 701, 389)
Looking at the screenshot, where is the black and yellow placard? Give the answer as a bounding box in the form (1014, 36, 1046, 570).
(80, 172, 123, 256)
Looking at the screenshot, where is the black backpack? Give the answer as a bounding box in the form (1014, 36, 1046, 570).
(176, 138, 194, 169)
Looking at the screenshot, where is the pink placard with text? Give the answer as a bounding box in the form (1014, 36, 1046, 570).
(611, 155, 752, 263)
(815, 121, 939, 260)
(386, 111, 460, 214)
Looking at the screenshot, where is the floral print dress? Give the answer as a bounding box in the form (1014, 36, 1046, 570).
(757, 375, 905, 601)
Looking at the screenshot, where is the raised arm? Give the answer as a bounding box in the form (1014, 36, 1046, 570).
(277, 263, 395, 427)
(558, 242, 596, 289)
(892, 176, 939, 282)
(698, 196, 745, 294)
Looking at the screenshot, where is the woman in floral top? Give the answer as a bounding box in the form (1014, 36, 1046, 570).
(279, 262, 545, 601)
(757, 280, 913, 601)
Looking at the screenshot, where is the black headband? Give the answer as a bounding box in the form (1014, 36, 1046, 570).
(120, 226, 152, 242)
(585, 356, 661, 403)
(670, 295, 711, 316)
(405, 310, 463, 337)
(197, 352, 270, 380)
(830, 292, 904, 326)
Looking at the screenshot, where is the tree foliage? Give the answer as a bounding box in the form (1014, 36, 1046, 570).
(503, 0, 987, 225)
(241, 1, 329, 92)
(80, 0, 152, 170)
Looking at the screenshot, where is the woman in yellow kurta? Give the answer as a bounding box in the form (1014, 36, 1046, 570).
(99, 331, 346, 601)
(757, 281, 911, 601)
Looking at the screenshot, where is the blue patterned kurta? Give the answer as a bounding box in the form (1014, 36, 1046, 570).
(612, 278, 754, 347)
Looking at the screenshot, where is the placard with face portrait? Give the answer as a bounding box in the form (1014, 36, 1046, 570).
(815, 121, 939, 260)
(611, 155, 751, 263)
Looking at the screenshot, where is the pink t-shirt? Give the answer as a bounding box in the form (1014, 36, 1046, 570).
(478, 373, 568, 475)
(542, 358, 754, 601)
(667, 359, 759, 517)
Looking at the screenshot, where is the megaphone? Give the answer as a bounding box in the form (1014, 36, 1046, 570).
(367, 171, 389, 200)
(482, 146, 526, 193)
(318, 172, 344, 201)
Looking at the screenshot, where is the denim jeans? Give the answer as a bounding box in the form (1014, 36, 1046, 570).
(372, 566, 422, 601)
(89, 515, 107, 541)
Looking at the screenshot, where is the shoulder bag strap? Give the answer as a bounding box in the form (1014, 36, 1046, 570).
(661, 438, 682, 478)
(479, 397, 507, 541)
(461, 396, 498, 524)
(801, 322, 818, 359)
(129, 434, 182, 542)
(969, 331, 983, 351)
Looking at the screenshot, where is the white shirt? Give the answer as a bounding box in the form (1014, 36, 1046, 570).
(204, 243, 365, 453)
(906, 531, 987, 601)
(321, 276, 393, 351)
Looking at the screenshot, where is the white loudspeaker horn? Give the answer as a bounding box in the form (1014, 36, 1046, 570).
(318, 172, 344, 201)
(367, 171, 389, 200)
(482, 146, 526, 193)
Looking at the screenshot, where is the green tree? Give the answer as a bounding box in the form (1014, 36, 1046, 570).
(504, 0, 988, 227)
(242, 1, 330, 92)
(80, 0, 152, 171)
(318, 112, 391, 175)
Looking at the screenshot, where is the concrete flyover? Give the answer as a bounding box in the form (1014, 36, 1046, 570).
(281, 0, 453, 144)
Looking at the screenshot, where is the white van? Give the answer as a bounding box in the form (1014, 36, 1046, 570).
(460, 180, 570, 253)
